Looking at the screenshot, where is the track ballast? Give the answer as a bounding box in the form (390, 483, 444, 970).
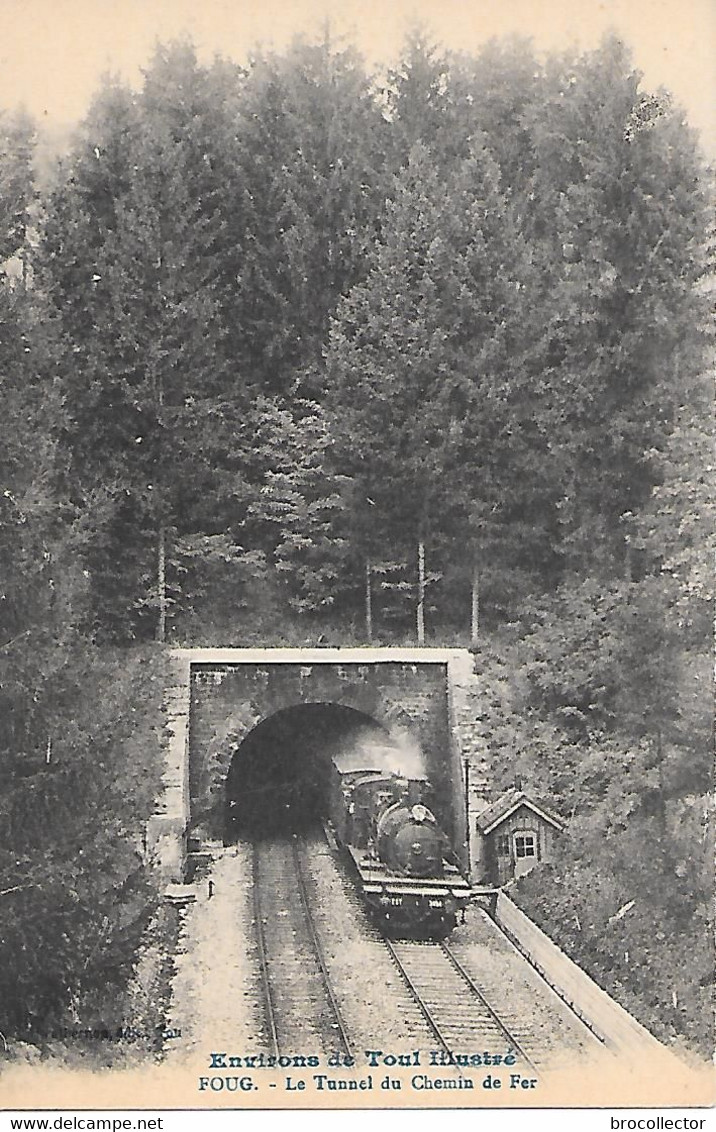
(252, 835, 353, 1059)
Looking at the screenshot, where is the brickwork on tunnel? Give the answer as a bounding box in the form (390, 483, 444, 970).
(189, 657, 452, 840)
(154, 648, 489, 881)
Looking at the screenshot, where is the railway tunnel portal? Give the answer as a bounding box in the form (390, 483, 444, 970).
(225, 703, 388, 838)
(154, 648, 488, 881)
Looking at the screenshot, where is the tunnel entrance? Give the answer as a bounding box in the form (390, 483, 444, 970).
(224, 703, 388, 840)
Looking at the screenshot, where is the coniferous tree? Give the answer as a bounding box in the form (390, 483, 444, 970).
(0, 119, 164, 1036)
(223, 36, 390, 396)
(522, 37, 709, 576)
(450, 37, 542, 196)
(42, 61, 244, 639)
(386, 28, 452, 165)
(327, 140, 551, 633)
(247, 404, 349, 614)
(0, 107, 37, 278)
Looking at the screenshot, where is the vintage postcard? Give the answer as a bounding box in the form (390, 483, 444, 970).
(0, 0, 713, 1118)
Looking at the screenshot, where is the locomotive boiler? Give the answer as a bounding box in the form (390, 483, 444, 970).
(327, 749, 472, 937)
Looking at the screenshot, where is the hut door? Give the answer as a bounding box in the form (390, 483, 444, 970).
(513, 830, 537, 878)
(495, 832, 511, 886)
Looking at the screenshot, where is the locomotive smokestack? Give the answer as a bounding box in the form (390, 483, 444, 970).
(407, 779, 422, 805)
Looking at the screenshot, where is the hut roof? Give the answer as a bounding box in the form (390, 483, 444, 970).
(476, 787, 565, 835)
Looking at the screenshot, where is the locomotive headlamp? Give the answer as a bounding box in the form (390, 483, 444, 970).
(411, 804, 429, 823)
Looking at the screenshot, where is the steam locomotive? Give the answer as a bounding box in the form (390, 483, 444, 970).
(327, 749, 472, 937)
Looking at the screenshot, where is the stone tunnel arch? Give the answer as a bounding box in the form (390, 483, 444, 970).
(176, 649, 479, 865)
(224, 703, 389, 840)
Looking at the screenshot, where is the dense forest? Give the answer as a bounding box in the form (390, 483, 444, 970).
(0, 30, 712, 1060)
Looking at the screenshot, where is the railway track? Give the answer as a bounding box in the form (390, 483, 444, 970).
(252, 836, 353, 1059)
(446, 917, 597, 1065)
(311, 828, 444, 1046)
(251, 831, 597, 1070)
(385, 938, 537, 1071)
(318, 825, 570, 1068)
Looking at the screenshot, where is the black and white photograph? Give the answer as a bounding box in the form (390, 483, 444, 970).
(0, 0, 713, 1117)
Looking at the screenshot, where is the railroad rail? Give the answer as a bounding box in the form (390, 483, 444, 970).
(291, 837, 354, 1059)
(252, 836, 353, 1059)
(251, 842, 281, 1058)
(385, 938, 537, 1072)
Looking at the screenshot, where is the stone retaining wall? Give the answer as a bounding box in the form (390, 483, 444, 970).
(495, 892, 683, 1066)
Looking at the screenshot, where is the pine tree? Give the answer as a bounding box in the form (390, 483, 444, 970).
(0, 107, 37, 279)
(522, 36, 709, 577)
(222, 36, 390, 395)
(247, 404, 349, 614)
(385, 28, 452, 164)
(450, 37, 542, 195)
(327, 141, 547, 634)
(41, 60, 245, 640)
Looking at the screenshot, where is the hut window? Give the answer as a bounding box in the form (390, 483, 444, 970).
(514, 833, 536, 859)
(496, 833, 511, 856)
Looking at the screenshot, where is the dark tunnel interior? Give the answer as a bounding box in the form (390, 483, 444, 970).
(224, 703, 388, 840)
